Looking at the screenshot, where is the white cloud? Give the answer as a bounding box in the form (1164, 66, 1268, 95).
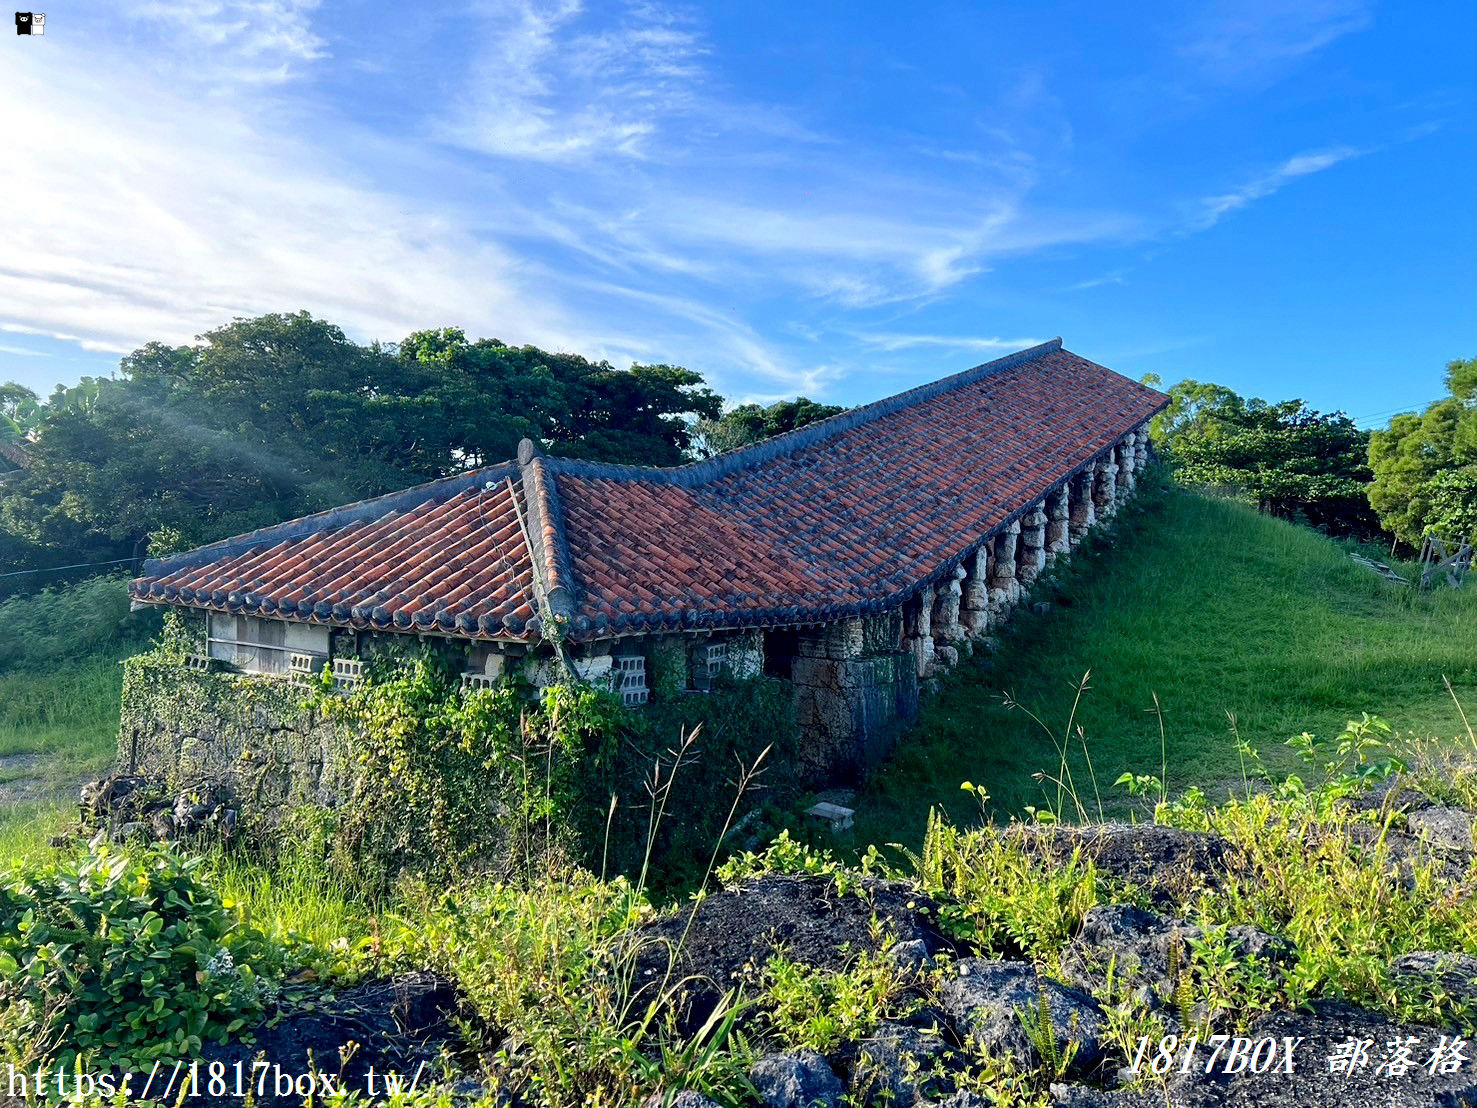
(1196, 145, 1364, 228)
(0, 35, 573, 358)
(0, 341, 49, 358)
(444, 0, 706, 161)
(854, 334, 1051, 354)
(1179, 0, 1373, 80)
(132, 0, 327, 80)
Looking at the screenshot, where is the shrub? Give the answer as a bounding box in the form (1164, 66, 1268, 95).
(304, 650, 797, 895)
(0, 845, 282, 1071)
(0, 573, 159, 673)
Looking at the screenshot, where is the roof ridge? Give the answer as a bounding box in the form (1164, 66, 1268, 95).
(544, 337, 1064, 486)
(515, 438, 579, 633)
(140, 461, 520, 577)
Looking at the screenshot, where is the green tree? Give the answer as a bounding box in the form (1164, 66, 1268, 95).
(1368, 357, 1477, 548)
(0, 313, 727, 582)
(692, 397, 846, 458)
(0, 383, 41, 443)
(1151, 379, 1378, 537)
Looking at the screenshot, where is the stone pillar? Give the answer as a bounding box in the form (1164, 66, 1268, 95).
(814, 617, 864, 660)
(1134, 424, 1150, 470)
(989, 521, 1022, 617)
(1018, 503, 1047, 586)
(1093, 457, 1119, 519)
(790, 622, 920, 785)
(1045, 484, 1071, 559)
(1116, 434, 1136, 493)
(910, 584, 935, 677)
(962, 544, 991, 635)
(932, 564, 966, 647)
(1069, 469, 1096, 540)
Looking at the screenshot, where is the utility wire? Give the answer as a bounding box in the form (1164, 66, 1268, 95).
(0, 556, 138, 580)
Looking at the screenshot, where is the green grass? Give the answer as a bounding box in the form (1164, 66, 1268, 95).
(856, 482, 1477, 849)
(0, 651, 135, 852)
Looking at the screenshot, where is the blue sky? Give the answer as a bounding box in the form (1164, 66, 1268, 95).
(2, 1, 1473, 426)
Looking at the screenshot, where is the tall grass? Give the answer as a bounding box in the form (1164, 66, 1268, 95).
(0, 574, 157, 672)
(858, 482, 1477, 847)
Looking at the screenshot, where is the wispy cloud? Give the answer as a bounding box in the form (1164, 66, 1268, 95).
(0, 340, 49, 358)
(1068, 270, 1129, 292)
(1195, 145, 1364, 228)
(1179, 0, 1373, 81)
(854, 333, 1050, 354)
(133, 0, 327, 80)
(443, 0, 706, 161)
(0, 25, 572, 357)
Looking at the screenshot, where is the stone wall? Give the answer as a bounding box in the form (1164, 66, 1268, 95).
(118, 652, 351, 832)
(790, 613, 919, 785)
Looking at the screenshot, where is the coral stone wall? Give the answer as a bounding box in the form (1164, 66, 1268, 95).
(119, 652, 349, 832)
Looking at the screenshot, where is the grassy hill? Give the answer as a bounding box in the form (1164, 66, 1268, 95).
(855, 479, 1477, 848)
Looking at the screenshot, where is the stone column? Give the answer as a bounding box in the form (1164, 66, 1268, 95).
(1134, 424, 1150, 469)
(1069, 469, 1096, 540)
(1116, 434, 1136, 493)
(962, 544, 991, 635)
(1018, 503, 1047, 586)
(926, 568, 962, 670)
(1045, 484, 1071, 559)
(933, 564, 968, 641)
(1093, 457, 1119, 519)
(910, 584, 935, 677)
(988, 521, 1022, 617)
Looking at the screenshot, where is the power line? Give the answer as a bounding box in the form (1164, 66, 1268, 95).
(0, 556, 138, 581)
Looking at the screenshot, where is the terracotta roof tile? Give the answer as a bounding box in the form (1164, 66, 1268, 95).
(132, 341, 1166, 642)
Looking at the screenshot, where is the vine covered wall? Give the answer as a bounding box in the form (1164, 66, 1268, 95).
(118, 624, 799, 891)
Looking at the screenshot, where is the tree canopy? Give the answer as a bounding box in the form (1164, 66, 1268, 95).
(692, 397, 846, 458)
(1149, 378, 1378, 538)
(1368, 357, 1477, 548)
(0, 312, 727, 584)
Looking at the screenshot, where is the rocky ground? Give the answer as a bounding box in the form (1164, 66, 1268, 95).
(66, 775, 1477, 1106)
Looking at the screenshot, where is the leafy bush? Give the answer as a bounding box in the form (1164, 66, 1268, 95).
(0, 574, 158, 672)
(0, 845, 281, 1071)
(304, 650, 796, 895)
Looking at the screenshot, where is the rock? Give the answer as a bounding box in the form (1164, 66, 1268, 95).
(1046, 1001, 1477, 1106)
(749, 1050, 845, 1108)
(928, 1092, 990, 1107)
(1407, 807, 1476, 852)
(1011, 824, 1238, 908)
(1346, 822, 1473, 891)
(200, 972, 464, 1108)
(640, 1092, 723, 1108)
(888, 939, 935, 971)
(80, 773, 152, 818)
(840, 1021, 952, 1106)
(939, 959, 1105, 1075)
(623, 875, 956, 1034)
(1061, 904, 1292, 1023)
(148, 807, 177, 840)
(1341, 778, 1431, 815)
(112, 821, 149, 842)
(1390, 950, 1477, 1008)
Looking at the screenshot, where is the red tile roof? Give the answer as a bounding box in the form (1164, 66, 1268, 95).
(132, 340, 1167, 643)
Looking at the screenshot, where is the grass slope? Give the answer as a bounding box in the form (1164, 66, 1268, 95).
(856, 481, 1477, 848)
